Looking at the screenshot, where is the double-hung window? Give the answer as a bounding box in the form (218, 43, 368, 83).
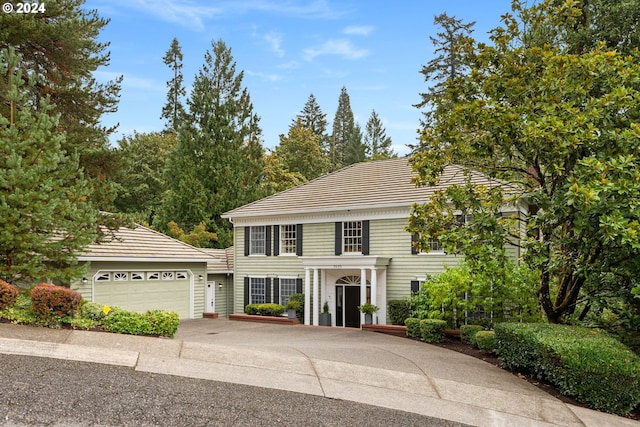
(280, 224, 297, 255)
(278, 278, 297, 306)
(249, 277, 266, 304)
(343, 221, 362, 253)
(249, 226, 266, 255)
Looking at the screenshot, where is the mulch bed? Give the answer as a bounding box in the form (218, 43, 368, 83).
(432, 337, 640, 421)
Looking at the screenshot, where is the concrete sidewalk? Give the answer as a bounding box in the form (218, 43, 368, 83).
(0, 319, 637, 427)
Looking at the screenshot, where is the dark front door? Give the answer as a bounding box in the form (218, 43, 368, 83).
(344, 286, 361, 328)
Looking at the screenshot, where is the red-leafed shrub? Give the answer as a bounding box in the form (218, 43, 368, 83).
(0, 280, 19, 309)
(30, 283, 82, 318)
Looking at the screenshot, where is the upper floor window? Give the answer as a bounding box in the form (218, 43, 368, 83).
(280, 224, 297, 255)
(343, 221, 362, 253)
(412, 233, 444, 254)
(335, 220, 369, 255)
(250, 226, 266, 255)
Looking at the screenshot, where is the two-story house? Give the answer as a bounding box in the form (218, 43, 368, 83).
(222, 157, 523, 327)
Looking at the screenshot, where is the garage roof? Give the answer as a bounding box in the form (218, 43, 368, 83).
(79, 224, 215, 262)
(203, 247, 234, 274)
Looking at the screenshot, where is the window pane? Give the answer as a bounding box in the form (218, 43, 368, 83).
(281, 224, 296, 254)
(250, 277, 266, 304)
(279, 278, 297, 305)
(343, 221, 362, 253)
(250, 226, 266, 255)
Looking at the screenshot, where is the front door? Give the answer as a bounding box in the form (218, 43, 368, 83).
(344, 286, 361, 328)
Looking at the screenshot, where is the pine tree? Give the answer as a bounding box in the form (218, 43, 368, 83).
(161, 38, 186, 133)
(344, 123, 366, 165)
(0, 0, 122, 210)
(411, 13, 475, 152)
(329, 86, 355, 171)
(0, 48, 97, 284)
(293, 93, 329, 154)
(364, 110, 395, 160)
(159, 40, 265, 248)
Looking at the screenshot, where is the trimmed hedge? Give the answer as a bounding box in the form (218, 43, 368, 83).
(0, 280, 19, 309)
(461, 324, 484, 345)
(101, 307, 179, 337)
(420, 319, 447, 343)
(405, 317, 421, 338)
(495, 323, 640, 415)
(475, 331, 496, 353)
(30, 283, 82, 318)
(388, 299, 412, 325)
(244, 303, 285, 317)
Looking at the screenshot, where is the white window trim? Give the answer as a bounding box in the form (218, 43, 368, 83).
(249, 226, 267, 256)
(279, 224, 297, 256)
(278, 276, 297, 306)
(248, 276, 267, 305)
(342, 220, 362, 254)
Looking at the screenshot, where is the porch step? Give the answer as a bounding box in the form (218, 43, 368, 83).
(362, 324, 407, 337)
(229, 314, 298, 325)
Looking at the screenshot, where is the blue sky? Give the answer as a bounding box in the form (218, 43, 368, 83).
(87, 0, 516, 156)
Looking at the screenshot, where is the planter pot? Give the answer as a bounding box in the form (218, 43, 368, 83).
(286, 309, 297, 319)
(364, 313, 373, 325)
(319, 313, 331, 326)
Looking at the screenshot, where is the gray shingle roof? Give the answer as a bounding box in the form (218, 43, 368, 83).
(203, 247, 234, 274)
(79, 225, 214, 262)
(223, 157, 513, 219)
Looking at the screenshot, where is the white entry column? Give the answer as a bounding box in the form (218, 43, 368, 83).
(360, 268, 367, 326)
(304, 268, 311, 325)
(312, 268, 319, 326)
(370, 268, 377, 323)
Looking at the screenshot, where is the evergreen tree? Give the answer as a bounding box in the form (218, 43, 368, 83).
(329, 86, 355, 171)
(275, 119, 328, 180)
(113, 131, 177, 225)
(344, 123, 366, 165)
(0, 48, 97, 284)
(364, 110, 395, 160)
(0, 0, 122, 210)
(411, 13, 475, 152)
(159, 40, 265, 248)
(161, 38, 186, 133)
(293, 93, 329, 154)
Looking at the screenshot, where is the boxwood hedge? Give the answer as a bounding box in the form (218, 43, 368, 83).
(495, 322, 640, 415)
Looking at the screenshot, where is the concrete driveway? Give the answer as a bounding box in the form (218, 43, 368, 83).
(1, 318, 637, 427)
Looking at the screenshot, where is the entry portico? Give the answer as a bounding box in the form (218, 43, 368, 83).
(300, 256, 390, 327)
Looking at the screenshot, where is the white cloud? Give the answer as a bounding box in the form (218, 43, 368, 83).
(303, 39, 369, 61)
(107, 0, 222, 31)
(342, 25, 374, 36)
(264, 31, 285, 57)
(246, 70, 283, 82)
(95, 71, 163, 91)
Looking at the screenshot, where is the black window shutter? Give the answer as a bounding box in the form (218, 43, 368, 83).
(362, 220, 370, 255)
(296, 278, 303, 294)
(273, 278, 280, 304)
(244, 227, 250, 256)
(244, 277, 250, 306)
(411, 234, 418, 255)
(411, 280, 420, 293)
(335, 222, 342, 255)
(265, 278, 272, 303)
(265, 226, 272, 256)
(296, 224, 303, 256)
(273, 225, 280, 256)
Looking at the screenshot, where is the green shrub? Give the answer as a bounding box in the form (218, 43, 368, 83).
(146, 309, 179, 337)
(244, 303, 285, 317)
(79, 302, 110, 321)
(461, 325, 484, 345)
(102, 309, 151, 335)
(475, 331, 496, 352)
(0, 280, 19, 309)
(388, 299, 412, 325)
(495, 323, 640, 415)
(288, 293, 305, 322)
(405, 318, 421, 338)
(420, 319, 447, 343)
(0, 293, 42, 325)
(30, 283, 82, 319)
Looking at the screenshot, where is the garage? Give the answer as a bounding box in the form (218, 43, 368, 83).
(92, 270, 192, 319)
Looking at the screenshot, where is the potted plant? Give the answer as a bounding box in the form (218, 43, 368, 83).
(319, 301, 331, 326)
(285, 299, 300, 319)
(357, 302, 379, 325)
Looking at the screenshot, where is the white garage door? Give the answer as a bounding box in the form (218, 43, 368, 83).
(93, 271, 191, 319)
